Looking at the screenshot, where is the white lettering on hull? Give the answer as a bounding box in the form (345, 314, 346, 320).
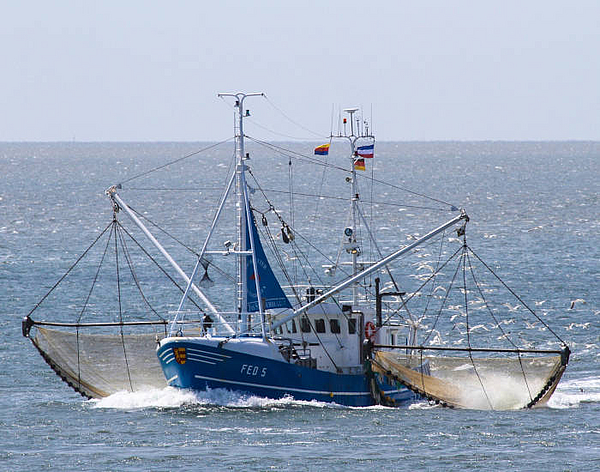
(240, 364, 267, 377)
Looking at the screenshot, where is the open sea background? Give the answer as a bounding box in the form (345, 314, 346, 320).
(1, 141, 599, 471)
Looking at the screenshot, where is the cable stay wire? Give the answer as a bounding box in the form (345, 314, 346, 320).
(116, 221, 165, 322)
(76, 223, 115, 324)
(116, 224, 207, 312)
(466, 246, 566, 345)
(246, 135, 459, 211)
(383, 244, 464, 335)
(246, 135, 349, 172)
(355, 172, 457, 210)
(252, 187, 451, 212)
(264, 95, 328, 139)
(26, 222, 114, 320)
(246, 117, 322, 141)
(119, 138, 234, 186)
(465, 248, 535, 402)
(461, 243, 494, 410)
(123, 205, 236, 284)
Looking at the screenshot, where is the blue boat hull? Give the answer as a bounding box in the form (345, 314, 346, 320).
(157, 338, 416, 407)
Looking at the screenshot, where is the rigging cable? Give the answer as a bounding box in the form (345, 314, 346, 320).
(246, 117, 319, 141)
(113, 219, 134, 392)
(368, 152, 376, 294)
(116, 220, 166, 322)
(257, 187, 450, 212)
(76, 225, 115, 324)
(117, 224, 206, 314)
(461, 238, 493, 410)
(26, 222, 114, 319)
(246, 135, 349, 173)
(247, 184, 346, 351)
(355, 172, 457, 210)
(418, 230, 446, 326)
(466, 247, 566, 345)
(264, 95, 328, 139)
(247, 168, 350, 283)
(288, 155, 297, 283)
(465, 248, 534, 403)
(386, 244, 464, 337)
(76, 222, 115, 390)
(126, 205, 235, 284)
(307, 160, 330, 243)
(246, 135, 455, 211)
(119, 138, 234, 185)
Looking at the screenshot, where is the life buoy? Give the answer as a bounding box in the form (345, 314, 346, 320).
(364, 321, 376, 340)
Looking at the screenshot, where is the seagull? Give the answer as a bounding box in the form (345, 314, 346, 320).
(503, 303, 521, 312)
(569, 299, 586, 309)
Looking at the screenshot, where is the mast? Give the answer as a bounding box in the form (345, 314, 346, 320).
(218, 92, 264, 335)
(347, 108, 360, 306)
(336, 107, 371, 306)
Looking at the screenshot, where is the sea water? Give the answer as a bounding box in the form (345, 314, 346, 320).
(1, 141, 599, 471)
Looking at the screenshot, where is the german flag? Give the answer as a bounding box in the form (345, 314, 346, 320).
(354, 158, 366, 171)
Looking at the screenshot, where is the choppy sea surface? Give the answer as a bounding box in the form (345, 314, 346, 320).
(1, 141, 599, 471)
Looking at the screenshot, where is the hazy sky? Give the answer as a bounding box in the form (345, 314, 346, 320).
(2, 1, 599, 141)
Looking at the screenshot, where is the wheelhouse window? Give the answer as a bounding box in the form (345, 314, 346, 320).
(291, 320, 297, 333)
(329, 319, 341, 334)
(348, 318, 357, 334)
(315, 318, 326, 333)
(300, 317, 311, 333)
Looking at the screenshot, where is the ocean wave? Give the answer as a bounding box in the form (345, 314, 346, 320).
(90, 387, 340, 410)
(547, 376, 600, 409)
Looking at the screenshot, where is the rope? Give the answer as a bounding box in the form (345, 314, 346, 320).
(465, 249, 534, 403)
(116, 222, 165, 322)
(119, 139, 234, 185)
(26, 222, 113, 318)
(113, 218, 134, 392)
(127, 205, 235, 284)
(76, 222, 115, 389)
(467, 246, 566, 345)
(264, 95, 327, 139)
(461, 243, 493, 410)
(117, 225, 206, 313)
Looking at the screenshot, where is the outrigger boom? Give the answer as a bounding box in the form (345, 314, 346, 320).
(106, 187, 236, 336)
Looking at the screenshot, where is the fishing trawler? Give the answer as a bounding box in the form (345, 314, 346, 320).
(23, 92, 570, 409)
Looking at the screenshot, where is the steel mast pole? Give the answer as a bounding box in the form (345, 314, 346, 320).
(218, 92, 263, 334)
(344, 108, 360, 306)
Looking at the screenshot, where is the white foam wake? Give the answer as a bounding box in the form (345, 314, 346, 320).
(90, 376, 600, 411)
(547, 376, 600, 409)
(90, 386, 338, 410)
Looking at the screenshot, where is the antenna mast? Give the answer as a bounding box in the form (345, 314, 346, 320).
(334, 107, 374, 306)
(218, 92, 264, 334)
